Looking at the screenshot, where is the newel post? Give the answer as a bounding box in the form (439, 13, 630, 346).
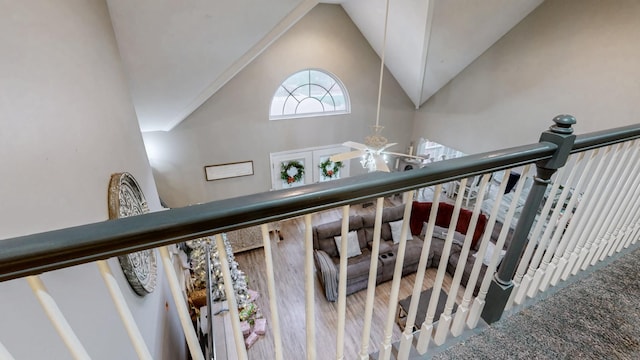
(481, 115, 577, 324)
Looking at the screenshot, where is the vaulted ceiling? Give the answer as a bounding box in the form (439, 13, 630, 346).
(106, 0, 543, 132)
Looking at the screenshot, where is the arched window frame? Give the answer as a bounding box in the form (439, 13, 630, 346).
(269, 68, 351, 120)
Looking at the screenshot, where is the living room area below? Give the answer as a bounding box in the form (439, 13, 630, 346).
(228, 182, 515, 359)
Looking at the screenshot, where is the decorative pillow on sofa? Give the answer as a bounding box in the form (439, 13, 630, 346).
(473, 241, 506, 266)
(334, 231, 362, 258)
(390, 220, 413, 244)
(427, 224, 467, 247)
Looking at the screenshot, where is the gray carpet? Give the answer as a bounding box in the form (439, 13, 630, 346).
(432, 247, 640, 360)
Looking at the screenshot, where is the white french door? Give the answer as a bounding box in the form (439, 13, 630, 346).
(270, 144, 351, 190)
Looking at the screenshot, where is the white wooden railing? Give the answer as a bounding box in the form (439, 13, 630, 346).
(1, 118, 640, 359)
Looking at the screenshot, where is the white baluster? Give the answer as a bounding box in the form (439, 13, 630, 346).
(509, 161, 567, 307)
(522, 168, 566, 299)
(451, 170, 511, 336)
(26, 276, 91, 360)
(604, 142, 640, 258)
(358, 197, 384, 360)
(578, 144, 627, 271)
(304, 215, 316, 360)
(397, 185, 444, 359)
(213, 234, 249, 360)
(435, 175, 491, 344)
(548, 150, 598, 286)
(260, 224, 284, 360)
(0, 341, 14, 360)
(589, 142, 638, 265)
(379, 194, 415, 360)
(158, 247, 205, 360)
(416, 185, 467, 354)
(537, 158, 585, 293)
(569, 145, 621, 275)
(97, 260, 152, 359)
(467, 165, 531, 328)
(336, 205, 351, 360)
(558, 147, 612, 280)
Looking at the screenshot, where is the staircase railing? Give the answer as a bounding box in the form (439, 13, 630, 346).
(1, 116, 640, 359)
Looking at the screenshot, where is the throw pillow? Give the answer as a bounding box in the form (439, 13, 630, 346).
(430, 224, 467, 247)
(389, 220, 413, 244)
(473, 241, 506, 266)
(334, 231, 362, 258)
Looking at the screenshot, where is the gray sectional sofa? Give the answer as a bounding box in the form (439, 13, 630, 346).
(312, 202, 499, 302)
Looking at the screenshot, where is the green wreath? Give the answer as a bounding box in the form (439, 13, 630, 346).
(281, 160, 305, 184)
(319, 158, 343, 179)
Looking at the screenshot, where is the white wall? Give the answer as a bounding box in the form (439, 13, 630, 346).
(0, 1, 184, 359)
(413, 0, 640, 154)
(143, 4, 416, 207)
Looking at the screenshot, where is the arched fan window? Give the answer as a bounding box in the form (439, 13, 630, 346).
(269, 69, 350, 120)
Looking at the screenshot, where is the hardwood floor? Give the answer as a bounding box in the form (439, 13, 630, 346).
(233, 196, 465, 359)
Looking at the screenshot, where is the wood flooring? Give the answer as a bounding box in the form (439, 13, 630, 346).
(232, 196, 466, 359)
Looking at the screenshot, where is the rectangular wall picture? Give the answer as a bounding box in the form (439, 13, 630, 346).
(205, 161, 254, 181)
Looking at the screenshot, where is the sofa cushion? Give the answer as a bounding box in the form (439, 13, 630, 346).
(428, 237, 463, 267)
(363, 224, 393, 244)
(473, 241, 506, 266)
(431, 225, 467, 247)
(361, 204, 405, 228)
(334, 231, 362, 258)
(389, 220, 413, 244)
(447, 250, 487, 296)
(314, 216, 365, 257)
(331, 248, 382, 283)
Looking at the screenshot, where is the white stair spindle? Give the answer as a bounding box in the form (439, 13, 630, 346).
(451, 169, 511, 336)
(26, 276, 91, 360)
(509, 159, 572, 307)
(213, 234, 249, 360)
(417, 184, 468, 354)
(604, 142, 640, 258)
(559, 147, 613, 280)
(358, 198, 385, 360)
(379, 193, 415, 360)
(336, 205, 351, 360)
(158, 247, 205, 360)
(521, 168, 566, 299)
(576, 144, 626, 272)
(548, 150, 598, 286)
(587, 142, 637, 266)
(537, 159, 584, 293)
(398, 185, 444, 359)
(468, 165, 531, 328)
(97, 260, 153, 359)
(260, 224, 284, 360)
(0, 341, 14, 360)
(435, 175, 491, 344)
(304, 215, 316, 360)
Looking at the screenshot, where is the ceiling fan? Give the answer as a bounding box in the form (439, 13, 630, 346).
(330, 0, 424, 172)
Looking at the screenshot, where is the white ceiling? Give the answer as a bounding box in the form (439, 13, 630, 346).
(106, 0, 543, 132)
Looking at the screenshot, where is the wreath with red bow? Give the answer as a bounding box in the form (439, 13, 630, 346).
(319, 158, 343, 179)
(280, 160, 305, 184)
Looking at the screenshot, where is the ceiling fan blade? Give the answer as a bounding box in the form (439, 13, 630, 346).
(374, 156, 390, 172)
(330, 150, 366, 162)
(379, 142, 397, 152)
(384, 151, 426, 160)
(343, 141, 369, 151)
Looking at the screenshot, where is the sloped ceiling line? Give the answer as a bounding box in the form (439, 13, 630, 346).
(164, 0, 319, 132)
(416, 0, 434, 109)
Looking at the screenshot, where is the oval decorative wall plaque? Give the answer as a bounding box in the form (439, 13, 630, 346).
(108, 172, 157, 296)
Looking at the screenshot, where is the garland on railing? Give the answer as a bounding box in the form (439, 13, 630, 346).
(187, 235, 252, 308)
(186, 235, 266, 348)
(280, 160, 305, 184)
(319, 158, 343, 179)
